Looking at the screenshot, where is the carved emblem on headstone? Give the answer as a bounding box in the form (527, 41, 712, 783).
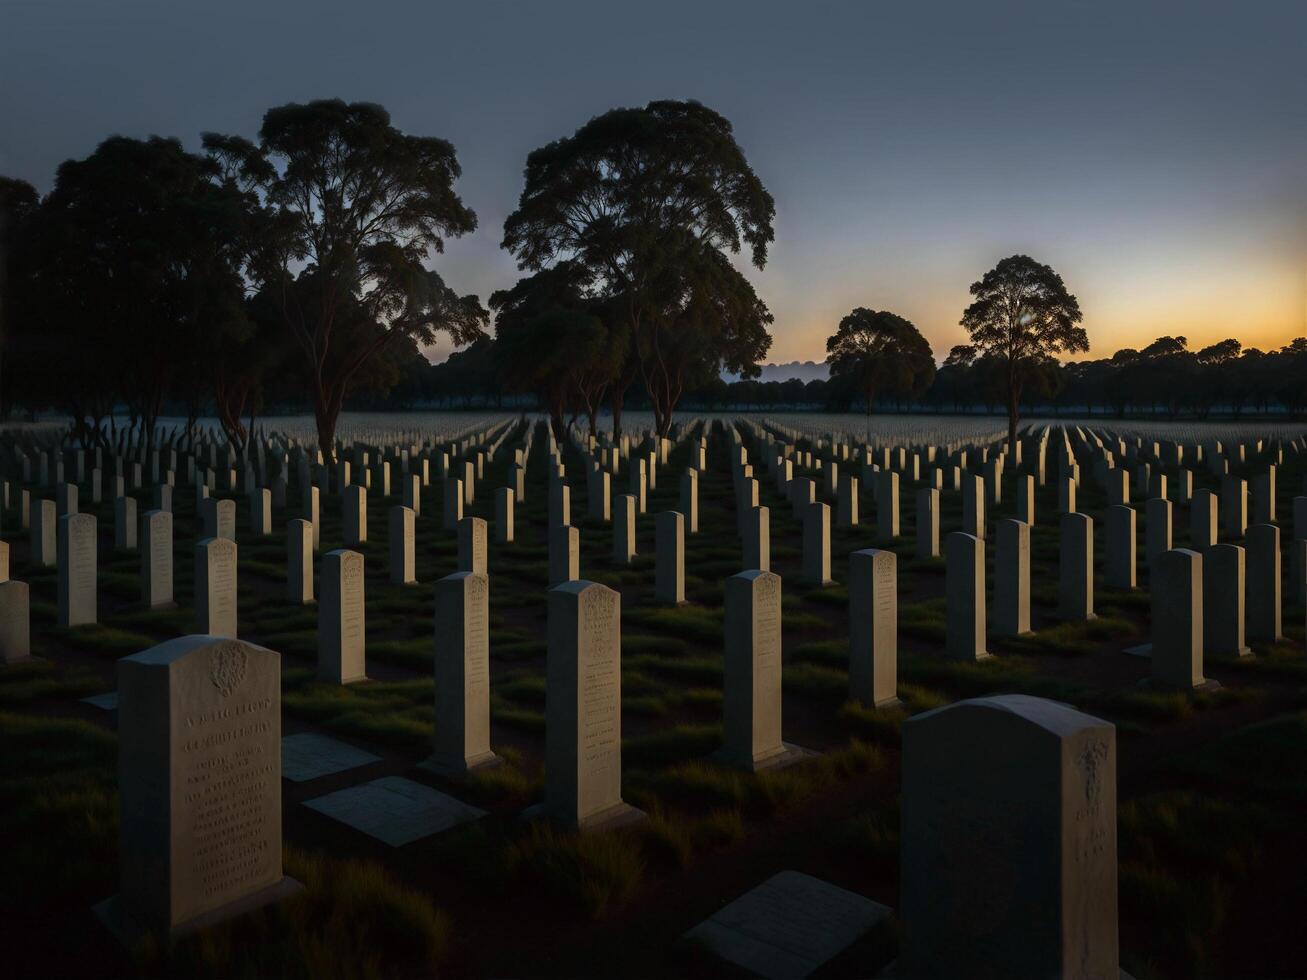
(209, 642, 247, 697)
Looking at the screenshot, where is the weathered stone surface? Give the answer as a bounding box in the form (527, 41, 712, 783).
(57, 512, 97, 627)
(686, 871, 890, 980)
(945, 532, 989, 660)
(0, 580, 31, 663)
(281, 733, 380, 783)
(318, 549, 365, 684)
(389, 505, 416, 585)
(901, 694, 1119, 980)
(1152, 548, 1212, 690)
(848, 549, 898, 707)
(109, 636, 289, 938)
(194, 538, 237, 639)
(545, 580, 643, 830)
(141, 510, 173, 609)
(655, 510, 686, 604)
(304, 777, 485, 847)
(994, 518, 1031, 636)
(1059, 512, 1095, 621)
(428, 571, 499, 777)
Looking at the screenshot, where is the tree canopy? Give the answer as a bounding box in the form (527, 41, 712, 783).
(501, 99, 775, 437)
(960, 254, 1087, 453)
(825, 308, 935, 434)
(204, 99, 487, 457)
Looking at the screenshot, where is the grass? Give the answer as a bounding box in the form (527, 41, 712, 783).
(146, 847, 452, 980)
(282, 681, 432, 752)
(57, 624, 159, 658)
(0, 711, 118, 910)
(1118, 790, 1284, 980)
(0, 659, 103, 704)
(503, 821, 645, 917)
(633, 738, 887, 815)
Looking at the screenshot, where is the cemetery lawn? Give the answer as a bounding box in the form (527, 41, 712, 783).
(2, 418, 1305, 978)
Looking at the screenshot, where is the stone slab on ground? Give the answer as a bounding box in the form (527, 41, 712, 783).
(81, 692, 118, 710)
(685, 870, 891, 980)
(303, 776, 485, 846)
(282, 732, 382, 783)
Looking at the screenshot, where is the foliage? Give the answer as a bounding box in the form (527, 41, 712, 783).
(203, 99, 487, 456)
(825, 308, 935, 427)
(501, 99, 775, 436)
(960, 254, 1087, 449)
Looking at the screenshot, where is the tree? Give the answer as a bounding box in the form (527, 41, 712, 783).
(825, 308, 935, 438)
(0, 177, 39, 417)
(501, 99, 775, 437)
(11, 137, 252, 443)
(960, 254, 1086, 454)
(204, 99, 487, 459)
(490, 262, 626, 442)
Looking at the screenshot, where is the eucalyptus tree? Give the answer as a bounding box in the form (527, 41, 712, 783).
(490, 262, 626, 442)
(961, 254, 1086, 454)
(501, 99, 775, 437)
(204, 99, 486, 457)
(9, 137, 251, 443)
(0, 177, 38, 417)
(825, 307, 935, 437)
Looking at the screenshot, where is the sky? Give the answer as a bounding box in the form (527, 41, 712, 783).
(2, 0, 1304, 366)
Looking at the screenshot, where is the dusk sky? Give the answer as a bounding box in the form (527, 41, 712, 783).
(2, 0, 1304, 365)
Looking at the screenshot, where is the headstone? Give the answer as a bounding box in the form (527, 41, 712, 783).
(877, 470, 899, 538)
(655, 511, 686, 604)
(720, 570, 809, 770)
(1191, 488, 1218, 550)
(945, 532, 989, 660)
(1058, 475, 1076, 514)
(0, 580, 31, 663)
(1246, 523, 1283, 642)
(389, 506, 416, 585)
(318, 549, 366, 684)
(249, 489, 271, 536)
(613, 494, 636, 564)
(31, 498, 56, 567)
(1015, 473, 1035, 526)
(496, 487, 515, 543)
(548, 524, 579, 587)
(200, 497, 235, 542)
(849, 550, 899, 707)
(549, 480, 571, 529)
(1151, 548, 1214, 690)
(962, 474, 985, 538)
(140, 510, 174, 609)
(900, 695, 1119, 979)
(915, 487, 940, 559)
(444, 477, 463, 531)
(343, 485, 367, 546)
(802, 502, 833, 586)
(1105, 504, 1137, 590)
(544, 580, 644, 830)
(1145, 497, 1172, 567)
(107, 636, 293, 939)
(54, 514, 97, 629)
(287, 519, 313, 604)
(194, 538, 237, 639)
(303, 486, 320, 551)
(744, 505, 770, 572)
(457, 516, 487, 575)
(680, 469, 698, 533)
(1058, 512, 1095, 621)
(1204, 543, 1251, 658)
(426, 572, 499, 777)
(993, 518, 1031, 636)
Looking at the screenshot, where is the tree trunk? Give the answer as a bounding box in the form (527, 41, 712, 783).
(1007, 370, 1020, 459)
(610, 387, 625, 440)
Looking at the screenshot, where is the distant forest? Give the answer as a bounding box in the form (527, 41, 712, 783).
(405, 333, 1307, 419)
